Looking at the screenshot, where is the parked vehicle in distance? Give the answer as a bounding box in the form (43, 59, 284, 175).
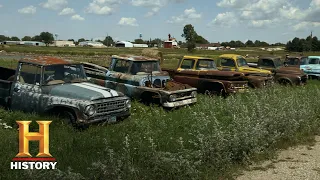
(285, 56, 320, 80)
(162, 55, 249, 96)
(247, 56, 308, 85)
(216, 54, 275, 88)
(0, 56, 131, 127)
(83, 55, 197, 108)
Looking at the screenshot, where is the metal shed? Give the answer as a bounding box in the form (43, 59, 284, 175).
(115, 41, 134, 47)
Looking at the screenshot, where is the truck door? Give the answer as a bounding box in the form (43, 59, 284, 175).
(106, 58, 131, 96)
(175, 59, 197, 86)
(10, 63, 42, 113)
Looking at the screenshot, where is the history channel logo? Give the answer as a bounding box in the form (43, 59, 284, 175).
(10, 121, 57, 170)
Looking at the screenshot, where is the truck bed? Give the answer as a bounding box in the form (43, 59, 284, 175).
(82, 62, 109, 80)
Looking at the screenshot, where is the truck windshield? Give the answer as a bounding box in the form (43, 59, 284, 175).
(196, 59, 217, 70)
(309, 58, 320, 64)
(286, 58, 300, 65)
(237, 57, 249, 67)
(130, 61, 160, 75)
(43, 64, 88, 85)
(274, 59, 283, 67)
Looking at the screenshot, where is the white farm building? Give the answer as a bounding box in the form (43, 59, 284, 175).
(115, 41, 134, 47)
(53, 40, 75, 47)
(78, 41, 106, 48)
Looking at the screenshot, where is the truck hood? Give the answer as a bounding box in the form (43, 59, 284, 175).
(46, 82, 121, 101)
(276, 66, 305, 74)
(199, 70, 245, 80)
(301, 64, 320, 72)
(240, 66, 272, 74)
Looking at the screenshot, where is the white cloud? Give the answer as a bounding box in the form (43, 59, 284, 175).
(118, 17, 138, 26)
(18, 5, 37, 14)
(217, 0, 250, 8)
(293, 21, 320, 31)
(209, 12, 237, 27)
(167, 7, 201, 24)
(213, 0, 320, 30)
(249, 20, 273, 28)
(131, 0, 187, 17)
(85, 0, 122, 15)
(40, 0, 68, 10)
(71, 14, 85, 21)
(59, 7, 75, 15)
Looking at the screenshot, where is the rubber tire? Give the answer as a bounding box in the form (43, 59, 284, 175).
(60, 110, 88, 130)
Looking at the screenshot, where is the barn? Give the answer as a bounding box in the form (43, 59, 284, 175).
(164, 38, 178, 48)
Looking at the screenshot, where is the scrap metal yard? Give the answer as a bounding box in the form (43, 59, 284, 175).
(1, 45, 320, 179)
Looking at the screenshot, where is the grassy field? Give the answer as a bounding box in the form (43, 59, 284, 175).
(0, 46, 320, 179)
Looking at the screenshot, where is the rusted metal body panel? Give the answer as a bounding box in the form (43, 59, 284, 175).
(251, 56, 308, 85)
(216, 54, 275, 88)
(161, 56, 249, 95)
(83, 55, 197, 108)
(0, 56, 131, 125)
(285, 56, 320, 80)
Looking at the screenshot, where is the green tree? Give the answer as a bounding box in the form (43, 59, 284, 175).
(39, 32, 54, 46)
(0, 35, 9, 42)
(311, 36, 320, 51)
(182, 24, 197, 52)
(103, 36, 114, 46)
(67, 39, 75, 42)
(195, 35, 209, 44)
(31, 35, 42, 41)
(10, 36, 20, 41)
(245, 40, 254, 46)
(134, 39, 144, 44)
(22, 36, 32, 41)
(151, 38, 163, 47)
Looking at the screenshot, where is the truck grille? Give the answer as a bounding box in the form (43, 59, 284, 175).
(96, 100, 126, 114)
(175, 91, 192, 98)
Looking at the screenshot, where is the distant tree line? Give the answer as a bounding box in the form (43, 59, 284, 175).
(0, 32, 54, 46)
(286, 35, 320, 52)
(220, 40, 285, 48)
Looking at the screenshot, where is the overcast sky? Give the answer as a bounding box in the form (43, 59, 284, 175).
(0, 0, 319, 43)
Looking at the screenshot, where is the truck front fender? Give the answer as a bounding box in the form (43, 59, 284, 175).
(198, 79, 226, 95)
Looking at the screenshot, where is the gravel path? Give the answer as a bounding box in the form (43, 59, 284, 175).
(236, 136, 320, 180)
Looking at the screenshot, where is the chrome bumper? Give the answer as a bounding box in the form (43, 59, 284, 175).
(162, 97, 197, 108)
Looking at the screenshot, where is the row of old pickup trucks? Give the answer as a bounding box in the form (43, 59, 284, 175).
(0, 54, 310, 127)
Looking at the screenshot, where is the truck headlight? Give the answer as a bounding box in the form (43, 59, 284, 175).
(125, 99, 131, 108)
(191, 91, 197, 98)
(84, 105, 96, 116)
(169, 95, 177, 102)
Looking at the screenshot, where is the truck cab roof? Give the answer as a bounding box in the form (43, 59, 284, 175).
(19, 56, 76, 66)
(183, 55, 214, 60)
(112, 55, 159, 61)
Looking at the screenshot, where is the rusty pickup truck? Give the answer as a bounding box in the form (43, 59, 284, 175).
(247, 56, 308, 85)
(216, 54, 275, 88)
(0, 56, 131, 127)
(162, 56, 249, 96)
(83, 55, 197, 108)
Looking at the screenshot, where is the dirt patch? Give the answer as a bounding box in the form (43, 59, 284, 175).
(236, 136, 320, 180)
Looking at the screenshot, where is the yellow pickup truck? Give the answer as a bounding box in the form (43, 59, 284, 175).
(215, 54, 274, 88)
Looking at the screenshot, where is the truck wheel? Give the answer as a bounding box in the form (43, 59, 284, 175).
(61, 110, 88, 130)
(279, 79, 292, 86)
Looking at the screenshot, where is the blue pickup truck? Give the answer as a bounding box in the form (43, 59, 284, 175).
(82, 55, 198, 108)
(285, 56, 320, 79)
